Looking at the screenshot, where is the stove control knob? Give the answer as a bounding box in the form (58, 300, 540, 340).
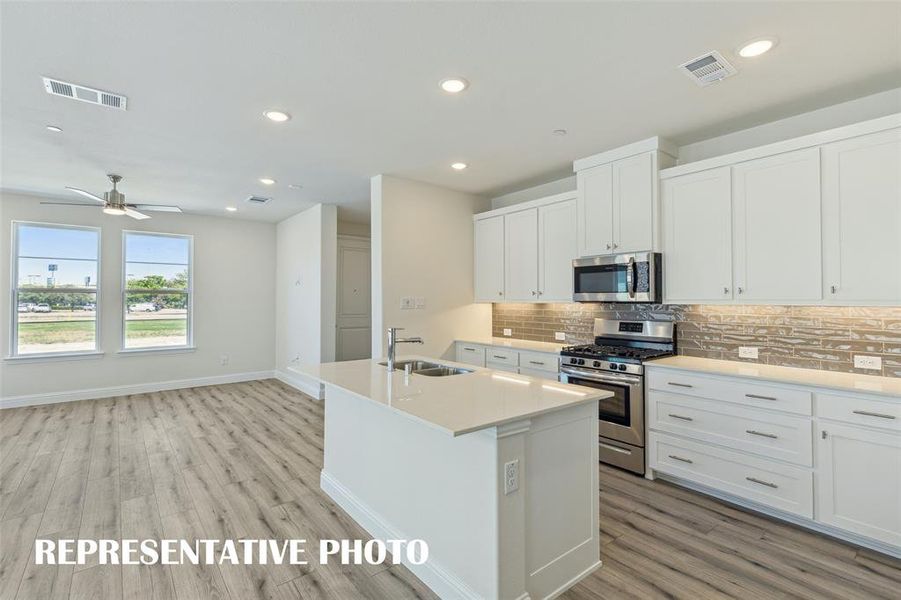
(593, 361, 601, 368)
(608, 363, 617, 370)
(576, 358, 584, 365)
(618, 364, 627, 371)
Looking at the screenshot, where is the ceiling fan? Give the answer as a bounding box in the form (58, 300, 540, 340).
(40, 174, 182, 219)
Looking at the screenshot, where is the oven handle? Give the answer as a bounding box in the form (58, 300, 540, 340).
(561, 366, 642, 385)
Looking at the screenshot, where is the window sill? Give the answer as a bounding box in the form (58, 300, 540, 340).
(4, 351, 105, 364)
(117, 346, 197, 356)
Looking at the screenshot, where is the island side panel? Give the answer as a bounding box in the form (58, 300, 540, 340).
(320, 384, 499, 599)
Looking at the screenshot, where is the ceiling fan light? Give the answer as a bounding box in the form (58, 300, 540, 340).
(103, 206, 126, 216)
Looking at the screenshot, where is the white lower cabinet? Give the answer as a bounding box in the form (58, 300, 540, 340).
(454, 342, 560, 379)
(646, 364, 900, 556)
(455, 344, 486, 367)
(816, 422, 901, 547)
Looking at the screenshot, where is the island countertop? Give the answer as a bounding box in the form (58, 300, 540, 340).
(293, 356, 610, 436)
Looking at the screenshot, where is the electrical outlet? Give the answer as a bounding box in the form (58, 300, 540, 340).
(555, 332, 566, 341)
(854, 355, 882, 370)
(738, 346, 759, 359)
(503, 328, 512, 337)
(503, 459, 519, 495)
(219, 354, 229, 366)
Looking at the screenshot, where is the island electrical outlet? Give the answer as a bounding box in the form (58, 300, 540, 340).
(504, 459, 519, 495)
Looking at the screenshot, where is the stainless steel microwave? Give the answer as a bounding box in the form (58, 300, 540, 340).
(572, 251, 662, 303)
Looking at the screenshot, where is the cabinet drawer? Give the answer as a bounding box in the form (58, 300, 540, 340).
(649, 391, 813, 466)
(518, 367, 559, 381)
(485, 348, 519, 367)
(487, 362, 518, 374)
(455, 344, 486, 367)
(647, 370, 812, 415)
(818, 393, 901, 432)
(649, 432, 813, 518)
(518, 350, 558, 373)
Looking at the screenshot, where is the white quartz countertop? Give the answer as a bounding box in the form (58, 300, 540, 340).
(646, 355, 901, 399)
(293, 356, 609, 436)
(456, 337, 566, 354)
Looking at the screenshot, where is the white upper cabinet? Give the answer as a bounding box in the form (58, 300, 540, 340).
(504, 208, 539, 301)
(732, 148, 823, 302)
(576, 162, 613, 257)
(821, 128, 901, 303)
(474, 215, 505, 302)
(613, 152, 655, 254)
(538, 199, 577, 301)
(662, 167, 733, 303)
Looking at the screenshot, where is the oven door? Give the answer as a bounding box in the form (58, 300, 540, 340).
(572, 252, 659, 303)
(559, 367, 644, 447)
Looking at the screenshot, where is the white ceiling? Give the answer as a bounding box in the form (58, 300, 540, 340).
(2, 2, 900, 223)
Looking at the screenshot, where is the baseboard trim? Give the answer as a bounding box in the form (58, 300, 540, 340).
(0, 370, 275, 409)
(654, 471, 901, 559)
(320, 470, 483, 600)
(542, 560, 601, 600)
(276, 368, 324, 399)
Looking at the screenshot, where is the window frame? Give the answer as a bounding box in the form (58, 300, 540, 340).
(8, 220, 102, 359)
(121, 230, 194, 351)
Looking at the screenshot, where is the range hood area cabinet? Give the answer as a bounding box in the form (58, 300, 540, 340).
(573, 137, 678, 258)
(660, 116, 901, 305)
(473, 192, 578, 303)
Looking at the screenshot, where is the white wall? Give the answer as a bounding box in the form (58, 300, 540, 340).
(370, 175, 492, 360)
(275, 203, 338, 374)
(0, 192, 276, 403)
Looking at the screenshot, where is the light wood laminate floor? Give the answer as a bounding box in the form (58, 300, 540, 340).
(1, 380, 898, 600)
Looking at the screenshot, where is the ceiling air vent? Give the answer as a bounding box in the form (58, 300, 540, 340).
(42, 77, 128, 110)
(245, 196, 272, 205)
(678, 51, 737, 87)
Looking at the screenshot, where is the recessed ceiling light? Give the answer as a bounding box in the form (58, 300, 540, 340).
(288, 183, 304, 190)
(738, 38, 776, 58)
(226, 206, 238, 212)
(451, 162, 468, 171)
(553, 129, 568, 136)
(259, 177, 276, 185)
(46, 125, 63, 133)
(440, 78, 469, 93)
(263, 110, 291, 122)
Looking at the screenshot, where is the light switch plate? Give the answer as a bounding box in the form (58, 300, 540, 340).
(400, 297, 414, 310)
(503, 328, 512, 337)
(738, 346, 759, 359)
(414, 297, 426, 309)
(555, 332, 566, 341)
(854, 355, 882, 370)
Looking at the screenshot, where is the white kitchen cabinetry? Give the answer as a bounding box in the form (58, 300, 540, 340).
(504, 209, 539, 301)
(613, 152, 656, 253)
(817, 422, 901, 547)
(537, 199, 577, 301)
(661, 167, 733, 302)
(456, 343, 486, 367)
(732, 148, 822, 302)
(474, 216, 505, 302)
(576, 162, 613, 257)
(454, 342, 560, 379)
(821, 128, 901, 303)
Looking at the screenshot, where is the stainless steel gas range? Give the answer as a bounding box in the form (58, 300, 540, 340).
(559, 318, 675, 475)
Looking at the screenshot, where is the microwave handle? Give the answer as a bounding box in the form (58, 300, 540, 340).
(626, 256, 636, 298)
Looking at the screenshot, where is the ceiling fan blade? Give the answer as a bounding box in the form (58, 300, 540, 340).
(124, 208, 151, 220)
(130, 204, 182, 213)
(65, 187, 105, 203)
(40, 201, 98, 207)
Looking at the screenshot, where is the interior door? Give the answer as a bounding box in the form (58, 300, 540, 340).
(613, 152, 654, 253)
(577, 163, 614, 257)
(732, 148, 822, 302)
(474, 215, 505, 302)
(336, 236, 371, 361)
(822, 128, 901, 302)
(538, 199, 577, 301)
(504, 208, 539, 301)
(661, 167, 733, 302)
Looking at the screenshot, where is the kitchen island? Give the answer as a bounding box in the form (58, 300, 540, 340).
(294, 357, 610, 600)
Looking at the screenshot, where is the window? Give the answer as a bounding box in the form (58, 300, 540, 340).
(123, 232, 192, 350)
(11, 222, 100, 356)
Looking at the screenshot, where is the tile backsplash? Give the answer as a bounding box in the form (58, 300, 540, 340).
(492, 303, 901, 378)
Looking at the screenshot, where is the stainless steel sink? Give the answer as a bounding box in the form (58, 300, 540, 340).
(378, 359, 473, 376)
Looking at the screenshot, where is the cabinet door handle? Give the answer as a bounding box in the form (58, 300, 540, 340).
(746, 393, 778, 401)
(492, 355, 508, 360)
(668, 454, 693, 464)
(737, 287, 744, 294)
(463, 347, 476, 352)
(852, 410, 896, 420)
(724, 286, 730, 294)
(830, 285, 838, 294)
(668, 382, 693, 388)
(606, 243, 612, 250)
(669, 413, 694, 422)
(498, 291, 503, 296)
(531, 290, 537, 296)
(528, 360, 545, 366)
(745, 476, 778, 489)
(746, 429, 778, 439)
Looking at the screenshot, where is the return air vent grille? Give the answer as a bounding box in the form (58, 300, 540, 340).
(42, 77, 128, 110)
(678, 51, 737, 87)
(245, 196, 272, 205)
